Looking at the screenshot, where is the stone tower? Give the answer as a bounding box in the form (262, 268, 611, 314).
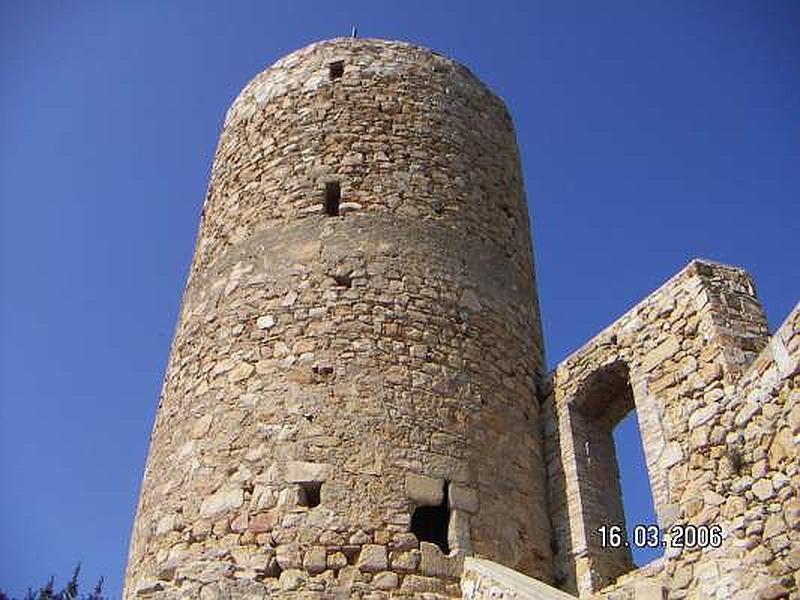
(125, 38, 551, 598)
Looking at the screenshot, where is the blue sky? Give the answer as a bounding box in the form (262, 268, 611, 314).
(1, 1, 798, 596)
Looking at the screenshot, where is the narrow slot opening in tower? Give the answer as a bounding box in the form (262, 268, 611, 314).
(298, 482, 321, 508)
(328, 61, 344, 80)
(410, 481, 450, 554)
(324, 181, 340, 216)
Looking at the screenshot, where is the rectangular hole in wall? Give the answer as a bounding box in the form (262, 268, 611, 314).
(298, 482, 321, 508)
(328, 61, 344, 80)
(410, 480, 451, 554)
(324, 181, 340, 216)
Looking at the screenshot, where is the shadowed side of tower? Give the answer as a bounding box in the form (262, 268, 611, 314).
(124, 38, 550, 598)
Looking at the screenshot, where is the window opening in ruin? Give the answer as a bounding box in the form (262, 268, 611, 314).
(329, 61, 344, 80)
(410, 480, 450, 554)
(324, 181, 340, 216)
(570, 362, 641, 588)
(613, 410, 662, 566)
(298, 482, 321, 508)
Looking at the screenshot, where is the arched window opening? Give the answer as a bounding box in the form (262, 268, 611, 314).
(569, 361, 646, 590)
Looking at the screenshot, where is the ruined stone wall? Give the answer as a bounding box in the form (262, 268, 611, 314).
(544, 260, 771, 596)
(666, 301, 799, 600)
(124, 38, 550, 598)
(545, 259, 799, 599)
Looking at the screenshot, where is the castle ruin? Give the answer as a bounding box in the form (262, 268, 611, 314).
(124, 38, 800, 599)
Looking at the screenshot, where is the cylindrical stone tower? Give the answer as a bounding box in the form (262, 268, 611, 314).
(125, 38, 550, 598)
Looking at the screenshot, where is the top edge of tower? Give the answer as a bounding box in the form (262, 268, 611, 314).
(224, 37, 506, 128)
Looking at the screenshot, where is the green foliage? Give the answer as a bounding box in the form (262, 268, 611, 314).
(0, 564, 104, 600)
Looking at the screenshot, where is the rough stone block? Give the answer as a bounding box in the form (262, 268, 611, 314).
(448, 509, 472, 553)
(356, 544, 388, 573)
(752, 479, 775, 501)
(448, 484, 479, 513)
(641, 338, 680, 372)
(303, 546, 327, 575)
(392, 532, 418, 551)
(390, 549, 420, 573)
(136, 579, 163, 596)
(248, 511, 277, 535)
(784, 498, 800, 530)
(336, 565, 363, 588)
(191, 414, 213, 439)
(399, 574, 444, 594)
(327, 551, 348, 570)
(276, 543, 302, 570)
(285, 461, 330, 483)
(278, 569, 304, 591)
(228, 361, 254, 383)
(405, 472, 443, 506)
(199, 487, 244, 518)
(372, 571, 399, 590)
(256, 315, 275, 330)
(419, 541, 462, 578)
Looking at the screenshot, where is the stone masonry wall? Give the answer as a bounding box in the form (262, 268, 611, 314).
(545, 258, 799, 599)
(461, 286, 800, 600)
(588, 303, 800, 600)
(124, 38, 550, 598)
(659, 300, 799, 600)
(544, 260, 771, 596)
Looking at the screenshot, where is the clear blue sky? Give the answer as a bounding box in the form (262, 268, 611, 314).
(1, 1, 798, 597)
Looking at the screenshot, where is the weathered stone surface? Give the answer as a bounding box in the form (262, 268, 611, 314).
(390, 549, 420, 573)
(285, 461, 330, 483)
(356, 544, 388, 573)
(785, 498, 800, 530)
(449, 484, 479, 513)
(279, 569, 305, 591)
(303, 546, 327, 575)
(448, 510, 472, 554)
(228, 361, 254, 383)
(372, 571, 399, 590)
(459, 289, 482, 311)
(191, 414, 213, 439)
(400, 574, 444, 594)
(327, 551, 347, 570)
(405, 473, 443, 506)
(420, 541, 462, 578)
(752, 479, 775, 501)
(640, 337, 680, 372)
(256, 315, 275, 330)
(276, 543, 302, 570)
(247, 510, 277, 534)
(199, 487, 243, 518)
(134, 579, 162, 596)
